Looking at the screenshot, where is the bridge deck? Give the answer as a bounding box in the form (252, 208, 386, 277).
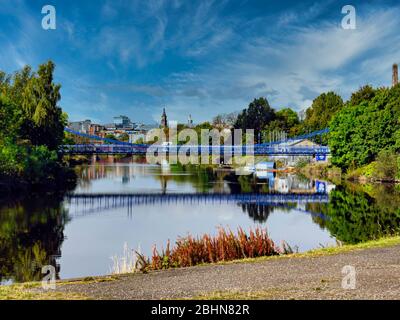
(60, 144, 330, 156)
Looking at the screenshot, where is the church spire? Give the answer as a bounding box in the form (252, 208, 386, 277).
(161, 108, 168, 128)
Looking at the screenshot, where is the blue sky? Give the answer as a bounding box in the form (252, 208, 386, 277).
(1, 0, 400, 124)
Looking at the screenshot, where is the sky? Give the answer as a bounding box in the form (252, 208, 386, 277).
(1, 0, 400, 125)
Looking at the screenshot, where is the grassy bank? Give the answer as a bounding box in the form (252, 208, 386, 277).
(297, 162, 342, 184)
(224, 235, 400, 264)
(298, 159, 400, 184)
(345, 159, 400, 183)
(0, 166, 77, 195)
(0, 282, 88, 300)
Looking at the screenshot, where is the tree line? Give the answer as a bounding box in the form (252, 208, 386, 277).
(225, 85, 399, 178)
(2, 61, 399, 184)
(0, 61, 74, 191)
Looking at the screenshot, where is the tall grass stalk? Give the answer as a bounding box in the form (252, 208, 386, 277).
(110, 242, 142, 274)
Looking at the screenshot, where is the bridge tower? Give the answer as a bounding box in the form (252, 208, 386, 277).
(393, 63, 398, 87)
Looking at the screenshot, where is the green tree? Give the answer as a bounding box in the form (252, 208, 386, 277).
(276, 108, 299, 130)
(234, 97, 276, 143)
(105, 133, 117, 141)
(264, 108, 300, 140)
(329, 85, 400, 169)
(119, 133, 129, 142)
(0, 61, 74, 190)
(303, 92, 344, 132)
(20, 61, 65, 150)
(348, 85, 377, 106)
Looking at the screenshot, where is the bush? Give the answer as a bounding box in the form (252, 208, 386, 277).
(22, 146, 60, 183)
(346, 162, 377, 180)
(0, 144, 26, 176)
(374, 150, 399, 181)
(141, 227, 280, 271)
(295, 158, 309, 168)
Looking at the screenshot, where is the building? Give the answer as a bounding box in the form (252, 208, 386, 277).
(160, 108, 168, 128)
(126, 123, 159, 144)
(188, 114, 193, 128)
(68, 120, 92, 134)
(88, 124, 105, 136)
(113, 115, 134, 129)
(104, 123, 117, 131)
(393, 63, 398, 87)
(270, 138, 325, 167)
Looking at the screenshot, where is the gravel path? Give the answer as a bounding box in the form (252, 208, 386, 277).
(50, 245, 400, 300)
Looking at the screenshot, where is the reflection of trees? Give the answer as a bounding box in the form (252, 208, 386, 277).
(306, 202, 329, 230)
(238, 203, 296, 223)
(166, 164, 218, 193)
(226, 174, 270, 194)
(306, 184, 400, 244)
(238, 203, 274, 222)
(0, 195, 69, 283)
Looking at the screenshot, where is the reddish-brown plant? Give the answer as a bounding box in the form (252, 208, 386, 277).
(143, 227, 280, 271)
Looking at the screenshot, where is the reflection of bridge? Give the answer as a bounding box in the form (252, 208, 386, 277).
(66, 193, 329, 217)
(61, 128, 330, 156)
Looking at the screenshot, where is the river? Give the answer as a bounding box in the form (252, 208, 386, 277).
(1, 156, 399, 284)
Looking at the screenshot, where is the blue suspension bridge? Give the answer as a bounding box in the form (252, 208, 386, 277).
(61, 128, 330, 156)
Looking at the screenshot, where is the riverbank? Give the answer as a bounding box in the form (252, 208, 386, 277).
(298, 161, 400, 184)
(2, 236, 399, 300)
(0, 167, 77, 196)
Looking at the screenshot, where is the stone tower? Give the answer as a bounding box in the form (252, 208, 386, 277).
(393, 64, 398, 87)
(188, 114, 193, 128)
(161, 108, 168, 128)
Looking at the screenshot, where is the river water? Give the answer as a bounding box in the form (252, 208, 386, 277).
(1, 157, 399, 284)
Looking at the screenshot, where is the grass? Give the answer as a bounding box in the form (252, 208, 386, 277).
(192, 288, 288, 300)
(0, 283, 89, 300)
(110, 242, 141, 274)
(143, 227, 280, 271)
(56, 275, 120, 286)
(211, 235, 400, 266)
(0, 275, 120, 300)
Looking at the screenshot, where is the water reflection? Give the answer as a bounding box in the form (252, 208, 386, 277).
(308, 184, 400, 244)
(0, 196, 68, 284)
(1, 157, 400, 283)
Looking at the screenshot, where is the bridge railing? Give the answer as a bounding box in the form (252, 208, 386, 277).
(60, 144, 330, 155)
(64, 127, 330, 148)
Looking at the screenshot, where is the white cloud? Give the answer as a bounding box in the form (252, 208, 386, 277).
(161, 5, 400, 121)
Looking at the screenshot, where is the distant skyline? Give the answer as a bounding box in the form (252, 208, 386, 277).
(1, 0, 400, 124)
